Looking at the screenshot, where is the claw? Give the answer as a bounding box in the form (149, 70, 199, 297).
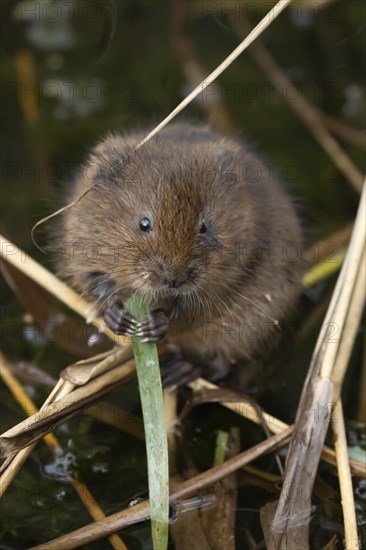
(104, 301, 137, 337)
(133, 310, 169, 343)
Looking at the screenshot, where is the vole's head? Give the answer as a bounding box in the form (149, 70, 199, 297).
(59, 125, 261, 314)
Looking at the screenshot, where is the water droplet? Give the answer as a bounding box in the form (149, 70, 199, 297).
(92, 461, 109, 474)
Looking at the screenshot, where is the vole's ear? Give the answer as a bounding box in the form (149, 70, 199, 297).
(211, 139, 267, 189)
(212, 138, 242, 162)
(204, 140, 243, 185)
(91, 134, 133, 167)
(85, 134, 135, 188)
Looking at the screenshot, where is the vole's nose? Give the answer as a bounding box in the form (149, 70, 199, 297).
(162, 265, 196, 289)
(164, 278, 179, 289)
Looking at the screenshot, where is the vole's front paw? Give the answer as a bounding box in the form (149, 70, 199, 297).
(105, 302, 169, 342)
(104, 300, 137, 336)
(135, 309, 169, 343)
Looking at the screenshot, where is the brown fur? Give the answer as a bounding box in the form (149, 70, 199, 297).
(57, 123, 304, 373)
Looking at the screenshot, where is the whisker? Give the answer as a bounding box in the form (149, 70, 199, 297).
(229, 287, 280, 329)
(79, 278, 110, 299)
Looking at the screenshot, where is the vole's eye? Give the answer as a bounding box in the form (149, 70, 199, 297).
(139, 217, 152, 232)
(198, 218, 219, 246)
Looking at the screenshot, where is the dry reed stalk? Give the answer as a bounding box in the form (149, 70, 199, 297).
(327, 246, 366, 393)
(318, 112, 366, 150)
(332, 400, 359, 550)
(304, 224, 353, 265)
(188, 379, 288, 433)
(321, 534, 338, 550)
(302, 248, 346, 288)
(61, 347, 133, 385)
(358, 329, 366, 423)
(14, 50, 39, 125)
(296, 0, 336, 10)
(164, 389, 178, 476)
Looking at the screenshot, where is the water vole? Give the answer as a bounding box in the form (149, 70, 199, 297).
(58, 123, 304, 386)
